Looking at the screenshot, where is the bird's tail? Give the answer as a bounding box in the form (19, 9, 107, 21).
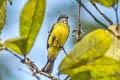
(42, 60, 54, 74)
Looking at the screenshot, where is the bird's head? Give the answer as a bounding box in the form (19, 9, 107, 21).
(57, 14, 69, 24)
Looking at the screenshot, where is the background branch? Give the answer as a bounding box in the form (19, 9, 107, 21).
(4, 48, 58, 80)
(19, 68, 41, 80)
(91, 2, 113, 25)
(64, 75, 70, 80)
(80, 2, 108, 28)
(5, 48, 23, 60)
(77, 0, 82, 41)
(112, 0, 119, 24)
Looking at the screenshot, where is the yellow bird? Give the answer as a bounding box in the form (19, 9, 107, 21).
(42, 14, 70, 74)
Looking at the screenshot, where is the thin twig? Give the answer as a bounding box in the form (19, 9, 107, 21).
(37, 71, 58, 80)
(19, 68, 40, 80)
(8, 0, 12, 5)
(50, 33, 68, 56)
(19, 68, 32, 76)
(77, 0, 82, 41)
(91, 2, 113, 25)
(77, 1, 120, 39)
(62, 47, 68, 56)
(21, 57, 58, 80)
(5, 48, 23, 60)
(56, 39, 68, 56)
(80, 2, 108, 28)
(113, 0, 119, 24)
(64, 75, 70, 80)
(5, 47, 58, 80)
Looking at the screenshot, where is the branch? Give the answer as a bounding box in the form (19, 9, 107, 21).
(19, 68, 41, 80)
(77, 0, 82, 41)
(80, 2, 108, 28)
(5, 48, 58, 80)
(91, 2, 113, 25)
(64, 75, 70, 80)
(72, 0, 86, 41)
(112, 0, 119, 24)
(5, 48, 23, 60)
(36, 71, 58, 80)
(76, 1, 120, 42)
(22, 57, 58, 80)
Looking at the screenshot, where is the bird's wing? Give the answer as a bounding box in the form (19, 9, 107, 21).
(47, 24, 56, 49)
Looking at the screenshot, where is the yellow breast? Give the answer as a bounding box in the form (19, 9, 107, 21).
(47, 22, 69, 60)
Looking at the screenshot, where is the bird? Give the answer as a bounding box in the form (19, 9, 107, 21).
(42, 14, 70, 74)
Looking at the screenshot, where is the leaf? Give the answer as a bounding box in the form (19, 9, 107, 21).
(0, 0, 3, 7)
(63, 56, 120, 78)
(4, 38, 27, 55)
(90, 0, 118, 7)
(70, 66, 120, 80)
(20, 0, 46, 54)
(0, 0, 7, 34)
(8, 0, 12, 5)
(0, 40, 3, 52)
(105, 25, 120, 61)
(90, 57, 120, 80)
(59, 29, 112, 75)
(70, 71, 91, 80)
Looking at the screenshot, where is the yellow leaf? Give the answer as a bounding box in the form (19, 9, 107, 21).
(105, 25, 120, 61)
(4, 38, 27, 55)
(59, 29, 112, 75)
(0, 0, 7, 34)
(90, 0, 118, 7)
(20, 0, 46, 54)
(0, 40, 4, 52)
(70, 71, 91, 80)
(63, 56, 120, 76)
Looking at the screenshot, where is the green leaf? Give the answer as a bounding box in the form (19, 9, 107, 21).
(4, 38, 27, 55)
(0, 0, 7, 34)
(105, 25, 120, 61)
(20, 0, 46, 54)
(70, 71, 91, 80)
(0, 0, 3, 7)
(90, 0, 118, 7)
(59, 29, 112, 75)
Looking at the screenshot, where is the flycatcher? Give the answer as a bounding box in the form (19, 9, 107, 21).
(42, 14, 70, 74)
